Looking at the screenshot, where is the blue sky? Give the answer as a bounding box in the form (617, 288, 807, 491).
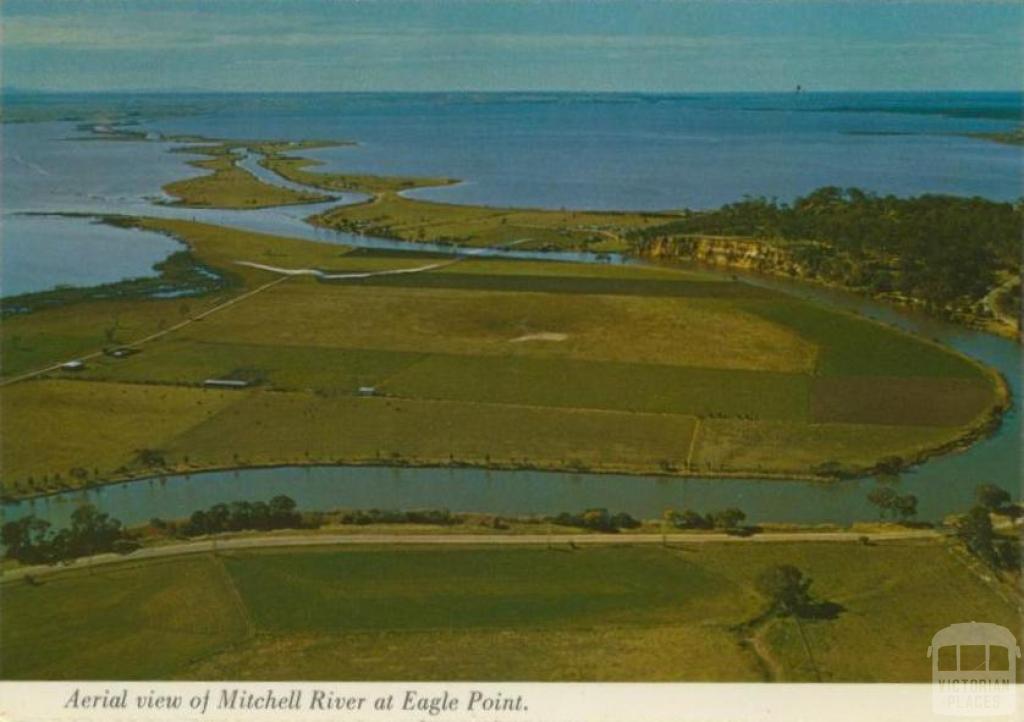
(3, 1, 1021, 92)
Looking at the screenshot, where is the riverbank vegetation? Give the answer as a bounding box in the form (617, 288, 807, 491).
(2, 539, 1019, 681)
(631, 188, 1022, 337)
(0, 216, 1006, 498)
(1, 504, 132, 566)
(954, 485, 1022, 572)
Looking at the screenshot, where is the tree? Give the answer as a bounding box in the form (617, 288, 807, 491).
(680, 509, 712, 529)
(133, 448, 166, 468)
(269, 495, 299, 527)
(976, 484, 1012, 513)
(996, 539, 1021, 572)
(710, 508, 746, 530)
(249, 501, 272, 530)
(581, 508, 614, 532)
(610, 512, 640, 530)
(875, 456, 903, 476)
(1, 518, 44, 562)
(867, 486, 898, 518)
(892, 493, 918, 521)
(68, 504, 123, 558)
(3, 507, 126, 566)
(186, 510, 210, 536)
(756, 565, 814, 616)
(228, 501, 254, 531)
(956, 506, 997, 566)
(208, 503, 231, 532)
(868, 487, 919, 523)
(104, 317, 120, 343)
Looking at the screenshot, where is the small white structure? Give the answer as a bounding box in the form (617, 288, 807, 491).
(203, 378, 250, 389)
(358, 386, 378, 397)
(61, 360, 85, 371)
(105, 346, 138, 359)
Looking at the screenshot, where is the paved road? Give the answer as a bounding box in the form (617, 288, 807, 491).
(1, 528, 941, 582)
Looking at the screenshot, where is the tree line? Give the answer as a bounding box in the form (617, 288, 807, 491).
(663, 506, 748, 531)
(166, 495, 305, 537)
(337, 508, 459, 526)
(2, 504, 133, 565)
(955, 484, 1020, 572)
(551, 508, 641, 533)
(631, 187, 1022, 309)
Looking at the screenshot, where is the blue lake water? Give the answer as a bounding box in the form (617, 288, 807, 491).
(4, 92, 1021, 295)
(142, 91, 1023, 210)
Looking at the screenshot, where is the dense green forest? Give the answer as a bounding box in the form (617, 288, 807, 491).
(632, 188, 1022, 310)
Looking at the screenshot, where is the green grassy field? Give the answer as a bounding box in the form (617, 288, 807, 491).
(0, 215, 1004, 495)
(159, 392, 699, 476)
(309, 191, 665, 252)
(748, 300, 983, 378)
(1, 555, 248, 679)
(692, 418, 963, 475)
(0, 380, 242, 492)
(3, 541, 1018, 681)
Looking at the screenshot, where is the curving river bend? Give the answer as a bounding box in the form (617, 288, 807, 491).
(2, 121, 1020, 529)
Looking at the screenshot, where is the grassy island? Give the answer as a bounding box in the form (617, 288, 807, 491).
(162, 141, 332, 208)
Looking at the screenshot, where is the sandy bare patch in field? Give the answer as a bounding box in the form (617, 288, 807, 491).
(510, 332, 569, 343)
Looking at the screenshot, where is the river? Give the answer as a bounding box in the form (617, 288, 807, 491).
(3, 130, 1020, 529)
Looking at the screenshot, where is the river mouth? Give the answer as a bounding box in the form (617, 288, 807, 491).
(3, 111, 1020, 531)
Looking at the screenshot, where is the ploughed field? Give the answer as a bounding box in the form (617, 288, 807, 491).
(2, 541, 1019, 681)
(0, 217, 1002, 496)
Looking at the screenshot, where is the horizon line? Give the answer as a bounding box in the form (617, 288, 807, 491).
(5, 87, 1023, 95)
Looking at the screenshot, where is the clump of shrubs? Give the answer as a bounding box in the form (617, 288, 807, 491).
(338, 508, 460, 526)
(663, 507, 749, 532)
(551, 508, 640, 533)
(955, 485, 1022, 573)
(179, 495, 305, 536)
